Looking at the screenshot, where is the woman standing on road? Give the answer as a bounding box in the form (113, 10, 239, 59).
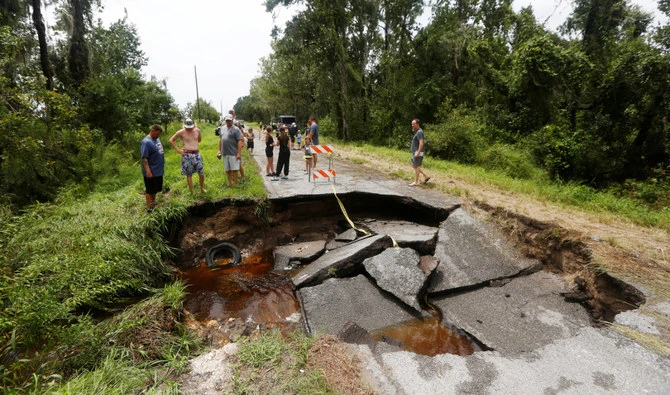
(275, 127, 291, 180)
(264, 126, 276, 176)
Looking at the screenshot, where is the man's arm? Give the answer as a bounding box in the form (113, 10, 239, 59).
(169, 130, 183, 154)
(237, 136, 244, 159)
(142, 157, 153, 178)
(416, 139, 424, 157)
(197, 128, 202, 143)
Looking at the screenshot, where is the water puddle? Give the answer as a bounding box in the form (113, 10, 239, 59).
(179, 249, 300, 324)
(371, 317, 478, 356)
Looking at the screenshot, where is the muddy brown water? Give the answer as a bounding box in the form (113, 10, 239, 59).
(372, 317, 479, 356)
(179, 249, 479, 357)
(179, 249, 300, 324)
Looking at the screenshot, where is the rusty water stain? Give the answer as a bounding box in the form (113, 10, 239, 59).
(371, 316, 478, 356)
(179, 249, 300, 324)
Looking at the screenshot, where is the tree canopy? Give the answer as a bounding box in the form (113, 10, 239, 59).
(236, 0, 670, 186)
(0, 3, 187, 208)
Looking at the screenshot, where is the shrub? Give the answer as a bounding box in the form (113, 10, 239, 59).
(423, 112, 487, 164)
(478, 143, 547, 180)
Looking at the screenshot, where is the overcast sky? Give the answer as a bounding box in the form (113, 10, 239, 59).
(97, 0, 664, 115)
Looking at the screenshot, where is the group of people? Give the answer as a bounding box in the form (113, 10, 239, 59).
(139, 110, 248, 213)
(140, 114, 428, 213)
(263, 116, 319, 181)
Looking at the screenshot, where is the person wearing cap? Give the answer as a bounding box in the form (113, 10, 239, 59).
(289, 122, 298, 149)
(169, 118, 207, 194)
(217, 114, 244, 186)
(228, 110, 245, 181)
(140, 124, 165, 213)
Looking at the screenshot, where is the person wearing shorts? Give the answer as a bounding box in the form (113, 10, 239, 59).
(169, 118, 206, 193)
(264, 126, 276, 176)
(141, 124, 165, 213)
(246, 127, 255, 155)
(308, 116, 319, 168)
(217, 114, 244, 186)
(409, 118, 430, 186)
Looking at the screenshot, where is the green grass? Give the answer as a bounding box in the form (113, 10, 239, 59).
(339, 142, 670, 230)
(0, 122, 266, 392)
(232, 331, 332, 394)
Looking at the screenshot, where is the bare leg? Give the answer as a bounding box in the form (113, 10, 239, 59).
(198, 174, 206, 192)
(230, 171, 239, 186)
(145, 193, 156, 210)
(418, 167, 429, 182)
(186, 175, 195, 194)
(239, 161, 245, 181)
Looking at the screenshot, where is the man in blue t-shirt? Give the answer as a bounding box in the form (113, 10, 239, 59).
(308, 115, 319, 168)
(409, 118, 430, 187)
(140, 124, 165, 212)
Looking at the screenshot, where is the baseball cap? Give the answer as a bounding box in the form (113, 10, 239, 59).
(224, 114, 234, 121)
(183, 118, 195, 128)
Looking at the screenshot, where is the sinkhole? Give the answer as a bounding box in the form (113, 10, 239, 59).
(170, 193, 645, 357)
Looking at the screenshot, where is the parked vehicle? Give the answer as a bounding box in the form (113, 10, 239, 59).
(277, 115, 296, 129)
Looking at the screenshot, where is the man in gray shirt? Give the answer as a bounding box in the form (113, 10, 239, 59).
(217, 114, 244, 186)
(409, 118, 430, 186)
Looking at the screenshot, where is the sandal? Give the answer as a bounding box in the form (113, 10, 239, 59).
(408, 182, 418, 187)
(424, 177, 431, 184)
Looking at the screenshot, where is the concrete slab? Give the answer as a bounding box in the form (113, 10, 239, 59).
(432, 271, 592, 355)
(335, 228, 358, 241)
(298, 275, 418, 335)
(291, 234, 393, 288)
(363, 248, 433, 314)
(273, 240, 326, 270)
(361, 219, 438, 255)
(429, 208, 540, 293)
(360, 326, 670, 394)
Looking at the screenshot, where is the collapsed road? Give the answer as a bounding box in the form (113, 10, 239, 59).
(173, 141, 670, 394)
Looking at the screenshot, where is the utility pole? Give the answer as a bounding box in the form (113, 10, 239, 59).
(194, 65, 200, 121)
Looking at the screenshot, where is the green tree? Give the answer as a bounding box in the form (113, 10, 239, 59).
(185, 98, 219, 124)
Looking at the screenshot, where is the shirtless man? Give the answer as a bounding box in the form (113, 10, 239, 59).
(169, 118, 207, 193)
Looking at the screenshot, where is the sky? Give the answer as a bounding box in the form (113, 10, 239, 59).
(97, 0, 665, 115)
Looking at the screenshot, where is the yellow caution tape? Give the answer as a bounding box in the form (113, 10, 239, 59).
(329, 179, 371, 237)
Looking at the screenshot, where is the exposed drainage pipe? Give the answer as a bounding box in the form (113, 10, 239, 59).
(206, 242, 242, 268)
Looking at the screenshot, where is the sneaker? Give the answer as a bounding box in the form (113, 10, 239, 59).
(146, 208, 154, 214)
(303, 170, 308, 174)
(270, 177, 279, 181)
(281, 176, 288, 180)
(408, 182, 418, 187)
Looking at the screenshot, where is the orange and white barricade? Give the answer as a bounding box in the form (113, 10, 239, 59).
(306, 144, 335, 182)
(312, 168, 337, 182)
